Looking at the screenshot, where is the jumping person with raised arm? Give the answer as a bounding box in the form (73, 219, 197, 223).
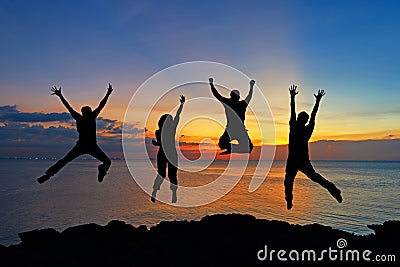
(151, 95, 185, 203)
(284, 85, 342, 210)
(209, 77, 254, 154)
(37, 83, 113, 184)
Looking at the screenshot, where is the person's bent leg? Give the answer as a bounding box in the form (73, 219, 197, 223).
(284, 161, 298, 210)
(300, 161, 342, 203)
(38, 145, 82, 183)
(239, 127, 253, 153)
(89, 145, 112, 183)
(218, 130, 231, 153)
(233, 131, 253, 153)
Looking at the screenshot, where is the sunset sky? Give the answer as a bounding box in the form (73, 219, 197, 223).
(1, 0, 399, 159)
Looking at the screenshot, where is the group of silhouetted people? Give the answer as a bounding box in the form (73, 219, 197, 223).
(37, 79, 342, 209)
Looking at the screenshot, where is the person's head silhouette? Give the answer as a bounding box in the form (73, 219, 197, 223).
(297, 111, 309, 125)
(230, 89, 240, 101)
(158, 114, 172, 129)
(81, 106, 92, 117)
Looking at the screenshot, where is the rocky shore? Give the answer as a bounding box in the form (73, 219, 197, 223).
(1, 214, 399, 266)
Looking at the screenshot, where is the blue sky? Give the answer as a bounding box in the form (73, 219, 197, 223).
(1, 0, 399, 99)
(0, 0, 399, 158)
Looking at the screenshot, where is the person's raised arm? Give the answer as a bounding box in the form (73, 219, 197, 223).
(209, 78, 227, 102)
(174, 95, 185, 124)
(93, 83, 113, 117)
(288, 84, 298, 123)
(244, 80, 255, 104)
(310, 89, 325, 123)
(51, 86, 79, 119)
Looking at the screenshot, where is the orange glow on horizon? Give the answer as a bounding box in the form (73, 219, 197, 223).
(12, 103, 400, 149)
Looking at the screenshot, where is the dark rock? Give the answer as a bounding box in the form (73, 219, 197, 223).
(1, 214, 399, 267)
(0, 244, 6, 253)
(61, 222, 104, 241)
(18, 228, 60, 245)
(368, 220, 400, 239)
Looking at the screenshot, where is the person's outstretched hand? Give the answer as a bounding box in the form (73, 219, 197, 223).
(289, 84, 298, 96)
(107, 83, 113, 94)
(51, 86, 62, 97)
(250, 80, 255, 86)
(180, 95, 185, 104)
(209, 78, 214, 84)
(314, 89, 326, 100)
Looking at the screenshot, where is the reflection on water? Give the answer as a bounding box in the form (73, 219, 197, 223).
(0, 159, 399, 245)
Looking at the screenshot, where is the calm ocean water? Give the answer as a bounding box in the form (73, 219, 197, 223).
(0, 159, 399, 246)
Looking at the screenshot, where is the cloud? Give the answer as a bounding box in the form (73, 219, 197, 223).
(0, 122, 77, 150)
(0, 105, 146, 158)
(0, 105, 72, 123)
(0, 105, 121, 131)
(96, 117, 118, 131)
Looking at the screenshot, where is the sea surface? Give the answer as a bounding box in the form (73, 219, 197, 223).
(0, 159, 399, 246)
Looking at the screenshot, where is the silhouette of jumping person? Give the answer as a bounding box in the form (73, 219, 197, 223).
(285, 85, 342, 210)
(37, 84, 113, 184)
(209, 78, 254, 154)
(151, 95, 185, 203)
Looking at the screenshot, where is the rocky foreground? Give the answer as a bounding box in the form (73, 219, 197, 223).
(0, 214, 399, 266)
